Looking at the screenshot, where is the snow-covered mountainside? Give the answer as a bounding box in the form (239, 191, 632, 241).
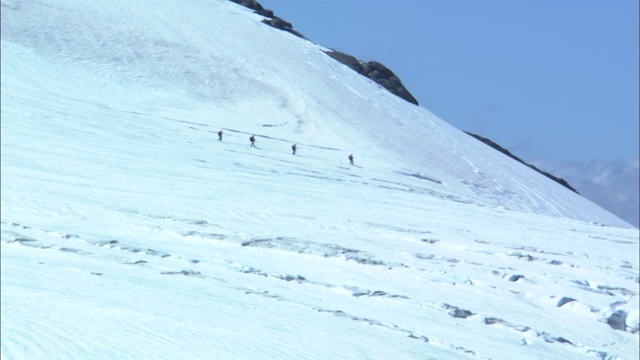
(1, 0, 638, 359)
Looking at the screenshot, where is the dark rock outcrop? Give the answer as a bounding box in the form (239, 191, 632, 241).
(465, 132, 579, 194)
(229, 0, 305, 38)
(229, 0, 273, 17)
(607, 310, 628, 331)
(324, 50, 418, 105)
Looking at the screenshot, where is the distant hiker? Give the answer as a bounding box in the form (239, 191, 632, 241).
(292, 144, 297, 155)
(217, 130, 223, 141)
(250, 135, 256, 148)
(348, 154, 354, 166)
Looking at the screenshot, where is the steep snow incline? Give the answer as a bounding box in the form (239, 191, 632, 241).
(2, 0, 638, 359)
(0, 0, 629, 226)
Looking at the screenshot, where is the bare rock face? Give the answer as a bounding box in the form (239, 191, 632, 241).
(229, 0, 305, 38)
(324, 51, 419, 105)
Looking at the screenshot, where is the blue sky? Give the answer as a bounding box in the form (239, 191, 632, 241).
(259, 0, 639, 164)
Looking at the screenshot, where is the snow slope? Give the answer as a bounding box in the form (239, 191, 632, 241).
(1, 0, 638, 359)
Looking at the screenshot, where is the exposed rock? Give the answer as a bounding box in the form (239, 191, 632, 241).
(228, 0, 273, 17)
(229, 0, 305, 38)
(261, 17, 305, 38)
(324, 50, 419, 105)
(443, 304, 475, 318)
(483, 317, 504, 325)
(266, 16, 289, 29)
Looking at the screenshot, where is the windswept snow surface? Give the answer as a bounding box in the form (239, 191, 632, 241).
(1, 0, 638, 359)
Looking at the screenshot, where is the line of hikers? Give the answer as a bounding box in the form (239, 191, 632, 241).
(217, 130, 355, 166)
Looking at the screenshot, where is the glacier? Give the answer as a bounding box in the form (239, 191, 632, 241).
(1, 0, 638, 359)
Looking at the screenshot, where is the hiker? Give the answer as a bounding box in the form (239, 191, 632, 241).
(292, 144, 297, 155)
(249, 135, 256, 148)
(217, 130, 223, 141)
(348, 154, 354, 166)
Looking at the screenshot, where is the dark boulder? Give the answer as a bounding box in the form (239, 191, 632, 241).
(607, 310, 627, 331)
(262, 17, 305, 38)
(324, 50, 419, 105)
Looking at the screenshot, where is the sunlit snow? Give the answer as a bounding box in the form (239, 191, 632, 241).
(1, 0, 638, 359)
